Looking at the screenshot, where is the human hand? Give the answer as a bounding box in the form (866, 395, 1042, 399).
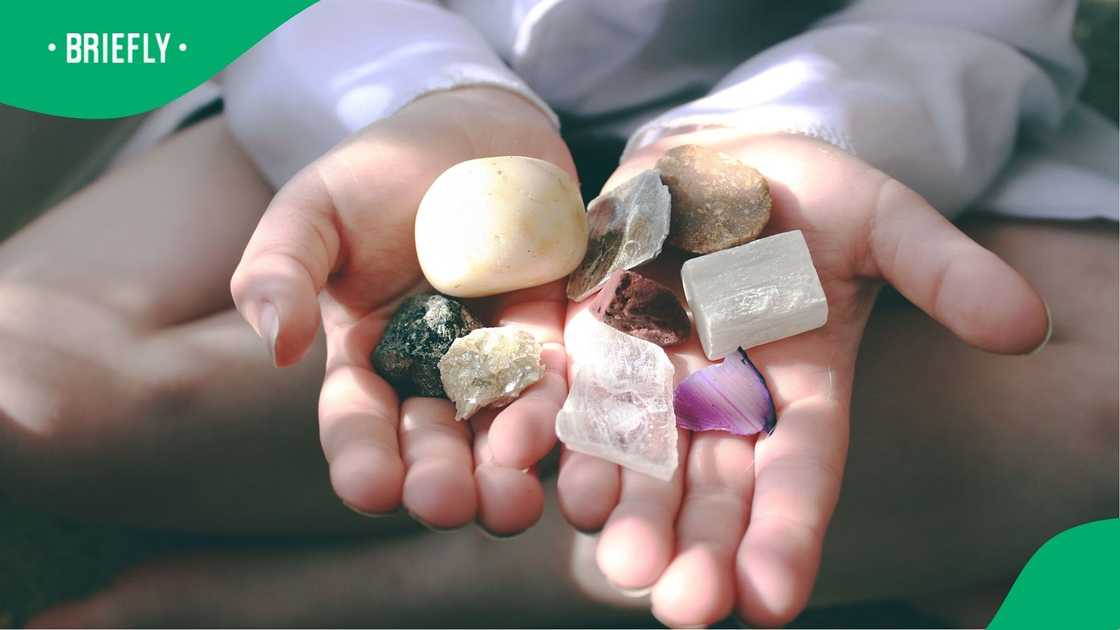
(231, 87, 575, 535)
(557, 131, 1050, 626)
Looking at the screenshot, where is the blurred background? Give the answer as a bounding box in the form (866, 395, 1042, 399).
(0, 1, 1116, 627)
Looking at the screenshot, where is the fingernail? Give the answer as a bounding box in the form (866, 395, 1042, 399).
(613, 584, 652, 598)
(406, 510, 459, 533)
(343, 501, 403, 519)
(1028, 300, 1053, 356)
(258, 301, 279, 365)
(476, 524, 520, 541)
(655, 615, 707, 630)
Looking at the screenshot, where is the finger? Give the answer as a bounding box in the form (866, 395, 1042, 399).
(596, 430, 689, 591)
(735, 396, 847, 627)
(481, 281, 568, 469)
(651, 432, 756, 627)
(400, 397, 477, 529)
(319, 315, 404, 515)
(557, 448, 622, 532)
(471, 277, 568, 339)
(484, 344, 565, 469)
(231, 169, 340, 366)
(865, 180, 1049, 354)
(554, 291, 626, 534)
(472, 412, 545, 536)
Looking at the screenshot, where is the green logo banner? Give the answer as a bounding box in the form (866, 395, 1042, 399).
(990, 518, 1119, 629)
(0, 0, 315, 118)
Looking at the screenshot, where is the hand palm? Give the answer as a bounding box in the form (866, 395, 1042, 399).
(559, 131, 1048, 626)
(233, 88, 577, 534)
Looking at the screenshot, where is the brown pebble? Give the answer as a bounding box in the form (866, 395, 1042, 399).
(588, 270, 691, 346)
(656, 144, 772, 254)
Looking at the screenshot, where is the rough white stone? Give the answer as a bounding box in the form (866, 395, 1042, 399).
(556, 311, 678, 481)
(438, 327, 544, 420)
(415, 156, 587, 297)
(566, 170, 671, 301)
(681, 230, 828, 360)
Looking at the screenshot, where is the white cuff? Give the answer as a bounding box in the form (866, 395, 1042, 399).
(221, 0, 556, 188)
(623, 105, 856, 162)
(624, 3, 1082, 219)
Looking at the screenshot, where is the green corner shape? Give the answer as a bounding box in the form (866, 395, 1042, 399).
(989, 518, 1119, 629)
(0, 0, 316, 118)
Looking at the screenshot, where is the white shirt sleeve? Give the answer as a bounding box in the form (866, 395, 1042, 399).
(219, 0, 557, 188)
(623, 0, 1086, 218)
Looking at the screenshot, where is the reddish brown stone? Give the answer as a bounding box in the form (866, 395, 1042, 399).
(588, 270, 691, 346)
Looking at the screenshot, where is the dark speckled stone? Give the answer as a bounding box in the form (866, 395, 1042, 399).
(372, 293, 482, 398)
(588, 270, 690, 346)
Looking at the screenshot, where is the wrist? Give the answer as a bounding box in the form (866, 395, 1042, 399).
(447, 85, 558, 129)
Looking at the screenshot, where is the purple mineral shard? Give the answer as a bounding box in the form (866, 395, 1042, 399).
(674, 348, 776, 436)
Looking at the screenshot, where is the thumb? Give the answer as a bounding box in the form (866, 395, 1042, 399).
(231, 169, 340, 366)
(865, 179, 1050, 355)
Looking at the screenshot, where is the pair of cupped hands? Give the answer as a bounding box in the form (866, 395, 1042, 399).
(231, 87, 1048, 627)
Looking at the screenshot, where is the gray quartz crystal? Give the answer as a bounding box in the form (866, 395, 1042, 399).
(556, 311, 678, 481)
(438, 327, 545, 420)
(681, 230, 828, 360)
(566, 170, 671, 301)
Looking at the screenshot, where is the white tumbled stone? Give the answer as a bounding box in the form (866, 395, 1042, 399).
(681, 230, 827, 360)
(556, 311, 678, 481)
(415, 156, 587, 298)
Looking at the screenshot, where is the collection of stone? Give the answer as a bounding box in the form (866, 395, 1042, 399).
(370, 149, 828, 482)
(373, 156, 589, 419)
(557, 145, 828, 481)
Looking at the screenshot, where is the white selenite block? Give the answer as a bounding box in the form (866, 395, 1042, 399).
(681, 230, 828, 360)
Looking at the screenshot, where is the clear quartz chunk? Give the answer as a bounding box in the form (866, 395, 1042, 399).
(681, 230, 828, 360)
(438, 327, 545, 420)
(566, 169, 671, 301)
(556, 311, 678, 481)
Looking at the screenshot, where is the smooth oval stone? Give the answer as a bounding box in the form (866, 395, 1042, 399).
(588, 270, 690, 346)
(415, 156, 588, 298)
(656, 144, 772, 254)
(371, 293, 482, 398)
